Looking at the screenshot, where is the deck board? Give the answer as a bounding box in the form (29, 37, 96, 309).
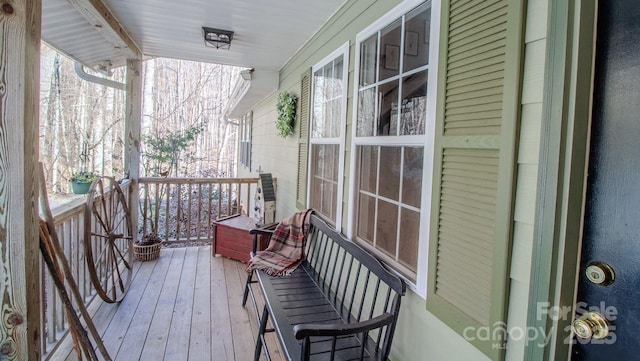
(139, 247, 186, 360)
(224, 257, 256, 361)
(114, 246, 174, 361)
(164, 247, 199, 360)
(210, 254, 234, 361)
(52, 246, 283, 361)
(188, 247, 212, 360)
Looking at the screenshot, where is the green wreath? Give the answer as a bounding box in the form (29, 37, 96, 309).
(276, 91, 297, 138)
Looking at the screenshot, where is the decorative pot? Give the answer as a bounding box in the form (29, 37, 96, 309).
(71, 181, 91, 194)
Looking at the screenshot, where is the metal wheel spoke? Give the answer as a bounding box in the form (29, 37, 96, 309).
(113, 213, 126, 233)
(98, 181, 111, 231)
(110, 246, 126, 292)
(93, 202, 111, 233)
(108, 247, 118, 300)
(112, 241, 132, 270)
(93, 243, 110, 264)
(91, 232, 110, 239)
(110, 190, 117, 228)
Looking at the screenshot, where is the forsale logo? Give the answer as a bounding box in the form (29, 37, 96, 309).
(462, 302, 617, 348)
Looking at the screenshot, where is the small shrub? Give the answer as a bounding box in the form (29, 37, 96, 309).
(70, 170, 99, 183)
(137, 232, 163, 246)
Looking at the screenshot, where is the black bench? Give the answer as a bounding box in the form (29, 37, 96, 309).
(242, 213, 406, 361)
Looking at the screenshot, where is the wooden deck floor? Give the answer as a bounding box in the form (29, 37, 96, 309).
(51, 246, 284, 361)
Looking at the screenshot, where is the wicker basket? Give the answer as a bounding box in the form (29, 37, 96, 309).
(133, 242, 162, 261)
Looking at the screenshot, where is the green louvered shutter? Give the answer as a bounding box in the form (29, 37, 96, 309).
(296, 68, 312, 210)
(426, 0, 524, 359)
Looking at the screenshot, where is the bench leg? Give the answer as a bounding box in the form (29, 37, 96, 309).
(255, 305, 270, 361)
(242, 270, 253, 307)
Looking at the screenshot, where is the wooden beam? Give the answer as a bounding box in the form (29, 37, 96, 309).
(0, 0, 42, 359)
(67, 0, 141, 59)
(125, 58, 142, 242)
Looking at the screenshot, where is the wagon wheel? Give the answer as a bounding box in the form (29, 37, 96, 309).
(84, 177, 133, 303)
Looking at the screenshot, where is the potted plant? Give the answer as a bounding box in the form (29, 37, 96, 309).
(275, 91, 297, 137)
(69, 170, 99, 194)
(133, 232, 163, 261)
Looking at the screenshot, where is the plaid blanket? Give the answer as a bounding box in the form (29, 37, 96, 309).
(247, 209, 313, 276)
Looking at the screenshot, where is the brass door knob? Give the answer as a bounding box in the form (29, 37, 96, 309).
(572, 311, 610, 339)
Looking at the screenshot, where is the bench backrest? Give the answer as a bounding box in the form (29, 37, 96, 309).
(302, 214, 406, 360)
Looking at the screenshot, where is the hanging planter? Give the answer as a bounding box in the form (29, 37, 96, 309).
(275, 91, 297, 138)
(69, 171, 99, 194)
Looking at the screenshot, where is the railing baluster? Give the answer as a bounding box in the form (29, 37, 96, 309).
(165, 183, 170, 241)
(227, 182, 231, 217)
(236, 181, 240, 214)
(142, 182, 149, 235)
(154, 183, 161, 235)
(176, 183, 182, 240)
(187, 183, 192, 242)
(217, 182, 222, 220)
(197, 183, 202, 238)
(207, 182, 213, 240)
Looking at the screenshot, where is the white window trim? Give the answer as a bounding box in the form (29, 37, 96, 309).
(347, 0, 440, 298)
(306, 41, 350, 231)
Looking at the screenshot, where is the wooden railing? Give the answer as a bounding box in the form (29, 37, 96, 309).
(41, 177, 263, 358)
(138, 177, 264, 242)
(41, 180, 132, 359)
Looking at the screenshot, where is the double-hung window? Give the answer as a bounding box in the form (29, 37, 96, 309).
(308, 43, 349, 228)
(351, 0, 436, 288)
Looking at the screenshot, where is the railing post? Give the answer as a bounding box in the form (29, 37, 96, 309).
(125, 58, 142, 242)
(1, 0, 43, 358)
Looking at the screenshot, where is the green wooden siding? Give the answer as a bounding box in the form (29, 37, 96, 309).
(427, 0, 525, 359)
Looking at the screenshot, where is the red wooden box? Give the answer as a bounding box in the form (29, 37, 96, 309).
(213, 215, 269, 263)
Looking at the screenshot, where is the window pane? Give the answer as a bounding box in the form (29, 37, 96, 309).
(322, 180, 336, 222)
(360, 34, 378, 87)
(329, 98, 341, 138)
(357, 88, 376, 136)
(332, 57, 344, 99)
(400, 70, 427, 135)
(378, 80, 399, 136)
(402, 147, 424, 208)
(379, 147, 401, 201)
(310, 144, 339, 223)
(312, 67, 325, 138)
(357, 194, 376, 244)
(376, 199, 398, 257)
(330, 57, 344, 138)
(312, 56, 344, 139)
(398, 208, 420, 274)
(403, 4, 430, 72)
(358, 146, 378, 194)
(379, 19, 402, 81)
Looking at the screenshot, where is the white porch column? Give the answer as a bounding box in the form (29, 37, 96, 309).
(0, 0, 42, 359)
(125, 58, 142, 241)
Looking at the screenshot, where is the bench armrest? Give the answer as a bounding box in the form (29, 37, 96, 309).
(293, 313, 394, 340)
(249, 223, 277, 253)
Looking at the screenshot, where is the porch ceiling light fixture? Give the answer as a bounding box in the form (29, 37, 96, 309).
(202, 27, 234, 49)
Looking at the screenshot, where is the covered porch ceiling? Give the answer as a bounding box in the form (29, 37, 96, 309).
(41, 0, 347, 116)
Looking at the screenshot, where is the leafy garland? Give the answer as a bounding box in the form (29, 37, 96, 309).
(276, 91, 297, 138)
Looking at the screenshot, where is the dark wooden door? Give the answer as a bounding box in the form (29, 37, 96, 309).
(572, 0, 640, 359)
